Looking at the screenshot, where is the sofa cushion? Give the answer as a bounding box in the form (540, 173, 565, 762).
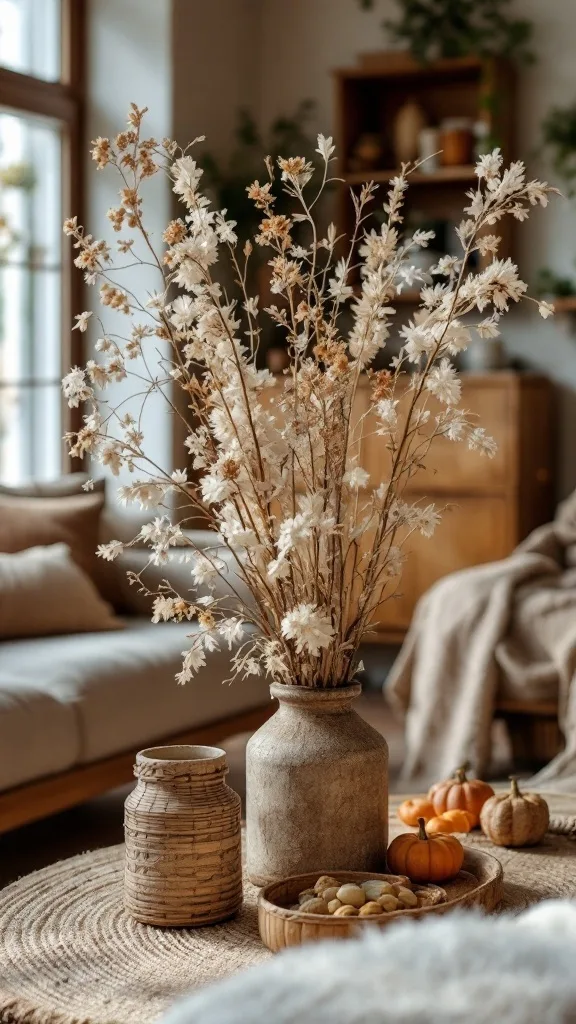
(0, 544, 122, 639)
(112, 540, 255, 617)
(0, 474, 105, 498)
(0, 681, 80, 792)
(0, 619, 269, 790)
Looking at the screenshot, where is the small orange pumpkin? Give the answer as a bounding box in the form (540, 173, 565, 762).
(397, 797, 435, 827)
(426, 809, 474, 834)
(387, 817, 464, 883)
(429, 764, 494, 828)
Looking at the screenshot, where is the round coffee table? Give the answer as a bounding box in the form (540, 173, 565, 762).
(1, 795, 575, 1024)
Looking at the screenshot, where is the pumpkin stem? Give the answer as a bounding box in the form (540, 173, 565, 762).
(455, 765, 468, 784)
(417, 817, 429, 841)
(509, 776, 521, 798)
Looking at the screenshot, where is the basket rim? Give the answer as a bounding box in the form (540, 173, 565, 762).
(258, 850, 503, 924)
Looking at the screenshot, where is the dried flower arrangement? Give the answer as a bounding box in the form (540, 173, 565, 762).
(63, 104, 555, 690)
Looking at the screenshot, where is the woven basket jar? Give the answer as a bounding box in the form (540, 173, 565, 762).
(124, 744, 242, 927)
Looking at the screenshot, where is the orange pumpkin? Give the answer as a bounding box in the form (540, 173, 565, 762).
(426, 809, 474, 834)
(428, 765, 494, 828)
(387, 817, 464, 883)
(397, 798, 435, 827)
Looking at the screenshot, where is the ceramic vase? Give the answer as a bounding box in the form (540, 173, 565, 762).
(124, 744, 242, 926)
(245, 683, 389, 885)
(393, 100, 427, 165)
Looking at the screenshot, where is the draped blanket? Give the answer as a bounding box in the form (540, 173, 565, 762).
(387, 490, 576, 786)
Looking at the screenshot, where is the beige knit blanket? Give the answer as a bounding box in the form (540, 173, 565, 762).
(387, 489, 576, 786)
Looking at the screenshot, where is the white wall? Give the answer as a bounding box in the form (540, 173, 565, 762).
(172, 0, 262, 162)
(258, 0, 576, 498)
(86, 0, 173, 485)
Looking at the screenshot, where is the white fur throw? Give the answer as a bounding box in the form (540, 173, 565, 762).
(163, 901, 576, 1024)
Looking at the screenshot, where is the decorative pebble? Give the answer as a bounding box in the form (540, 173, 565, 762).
(362, 880, 395, 900)
(358, 901, 383, 917)
(299, 898, 329, 915)
(289, 875, 436, 918)
(320, 886, 340, 903)
(336, 884, 366, 908)
(333, 905, 358, 917)
(377, 894, 400, 912)
(298, 889, 317, 905)
(396, 887, 418, 908)
(314, 876, 341, 895)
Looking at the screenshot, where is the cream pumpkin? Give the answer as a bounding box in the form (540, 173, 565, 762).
(480, 777, 549, 847)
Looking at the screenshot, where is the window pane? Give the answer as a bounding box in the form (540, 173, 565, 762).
(0, 383, 62, 482)
(0, 108, 63, 483)
(0, 0, 61, 82)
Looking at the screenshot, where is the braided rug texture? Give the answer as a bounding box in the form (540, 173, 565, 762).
(0, 794, 575, 1024)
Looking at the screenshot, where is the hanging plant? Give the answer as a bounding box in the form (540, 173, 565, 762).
(358, 0, 534, 65)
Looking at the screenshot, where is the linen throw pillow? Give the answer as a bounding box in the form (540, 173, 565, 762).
(0, 489, 105, 591)
(0, 543, 122, 639)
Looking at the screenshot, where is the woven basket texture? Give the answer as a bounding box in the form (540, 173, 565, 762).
(124, 745, 242, 927)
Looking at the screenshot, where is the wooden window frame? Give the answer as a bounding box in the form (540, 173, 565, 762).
(0, 0, 86, 467)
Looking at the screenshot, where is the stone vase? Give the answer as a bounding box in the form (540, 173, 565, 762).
(124, 744, 242, 926)
(245, 683, 389, 886)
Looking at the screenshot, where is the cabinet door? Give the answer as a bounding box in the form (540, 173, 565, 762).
(373, 495, 512, 632)
(362, 379, 516, 496)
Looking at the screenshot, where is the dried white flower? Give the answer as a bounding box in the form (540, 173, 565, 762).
(344, 466, 370, 490)
(97, 539, 124, 561)
(281, 604, 335, 657)
(425, 359, 461, 405)
(61, 105, 553, 688)
(538, 300, 555, 319)
(73, 311, 92, 332)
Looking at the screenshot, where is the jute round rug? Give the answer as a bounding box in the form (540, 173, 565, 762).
(1, 794, 576, 1024)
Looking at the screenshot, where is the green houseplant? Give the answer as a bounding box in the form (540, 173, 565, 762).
(359, 0, 534, 64)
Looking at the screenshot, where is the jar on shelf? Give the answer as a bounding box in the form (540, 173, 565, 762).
(439, 118, 474, 167)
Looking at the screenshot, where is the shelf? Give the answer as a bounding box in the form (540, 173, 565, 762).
(342, 166, 477, 186)
(550, 296, 576, 313)
(339, 53, 489, 81)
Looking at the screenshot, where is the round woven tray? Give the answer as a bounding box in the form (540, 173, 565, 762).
(1, 795, 576, 1024)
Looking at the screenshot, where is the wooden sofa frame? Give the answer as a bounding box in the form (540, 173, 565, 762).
(0, 704, 273, 835)
(0, 697, 560, 834)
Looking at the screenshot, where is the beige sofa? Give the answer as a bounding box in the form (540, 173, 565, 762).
(0, 517, 271, 834)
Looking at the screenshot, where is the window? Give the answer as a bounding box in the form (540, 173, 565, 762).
(0, 0, 84, 484)
(0, 0, 61, 81)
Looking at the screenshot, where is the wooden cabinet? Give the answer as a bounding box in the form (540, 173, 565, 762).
(267, 372, 553, 640)
(360, 372, 554, 637)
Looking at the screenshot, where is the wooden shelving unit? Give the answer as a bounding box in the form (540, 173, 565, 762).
(333, 53, 517, 278)
(342, 165, 477, 186)
(551, 296, 576, 313)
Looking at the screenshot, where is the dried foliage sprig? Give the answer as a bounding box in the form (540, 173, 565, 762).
(63, 103, 556, 688)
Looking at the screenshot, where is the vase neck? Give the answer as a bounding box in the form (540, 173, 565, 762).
(270, 682, 361, 714)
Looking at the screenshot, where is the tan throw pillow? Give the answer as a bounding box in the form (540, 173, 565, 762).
(0, 543, 123, 639)
(0, 490, 105, 590)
